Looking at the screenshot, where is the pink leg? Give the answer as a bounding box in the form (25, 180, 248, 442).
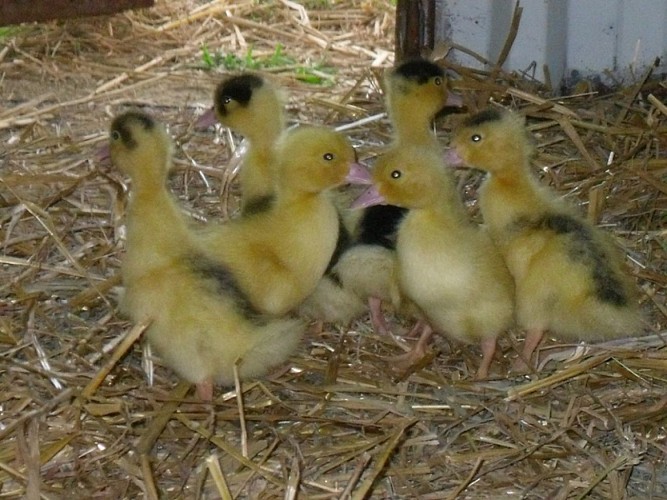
(387, 323, 434, 369)
(369, 296, 390, 335)
(512, 328, 544, 372)
(405, 319, 427, 338)
(476, 337, 497, 379)
(196, 378, 213, 401)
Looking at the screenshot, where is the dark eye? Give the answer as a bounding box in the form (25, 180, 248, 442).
(471, 134, 482, 142)
(223, 96, 232, 104)
(323, 152, 334, 161)
(391, 170, 401, 179)
(111, 130, 121, 141)
(434, 77, 442, 86)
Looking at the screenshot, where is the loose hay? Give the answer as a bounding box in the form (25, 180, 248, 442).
(0, 1, 666, 498)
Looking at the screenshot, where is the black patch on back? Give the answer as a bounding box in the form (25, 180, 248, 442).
(463, 108, 503, 128)
(393, 59, 444, 84)
(215, 74, 264, 116)
(357, 204, 407, 250)
(518, 213, 628, 306)
(242, 194, 275, 216)
(187, 254, 261, 318)
(540, 213, 588, 236)
(111, 111, 155, 150)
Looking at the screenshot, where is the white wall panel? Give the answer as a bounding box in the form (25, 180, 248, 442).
(438, 0, 667, 93)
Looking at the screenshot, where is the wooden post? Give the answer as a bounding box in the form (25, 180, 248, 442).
(0, 0, 154, 27)
(395, 0, 436, 62)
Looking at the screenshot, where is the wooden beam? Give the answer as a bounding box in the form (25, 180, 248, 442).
(394, 0, 435, 62)
(0, 0, 154, 27)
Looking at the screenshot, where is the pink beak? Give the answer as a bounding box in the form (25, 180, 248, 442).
(444, 148, 465, 167)
(351, 184, 386, 209)
(195, 108, 217, 130)
(446, 92, 464, 108)
(346, 162, 373, 185)
(96, 143, 111, 167)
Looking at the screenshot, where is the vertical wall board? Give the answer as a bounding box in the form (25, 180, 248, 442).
(502, 0, 568, 86)
(615, 0, 667, 74)
(439, 0, 502, 67)
(563, 0, 620, 84)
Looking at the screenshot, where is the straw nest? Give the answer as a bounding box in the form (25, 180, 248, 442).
(1, 1, 665, 498)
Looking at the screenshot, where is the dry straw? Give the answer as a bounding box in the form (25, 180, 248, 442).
(0, 0, 665, 498)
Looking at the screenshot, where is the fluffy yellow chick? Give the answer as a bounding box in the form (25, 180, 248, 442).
(447, 109, 642, 370)
(110, 111, 304, 400)
(338, 58, 462, 334)
(197, 126, 360, 317)
(383, 58, 462, 149)
(199, 73, 286, 214)
(353, 146, 514, 378)
(198, 73, 366, 327)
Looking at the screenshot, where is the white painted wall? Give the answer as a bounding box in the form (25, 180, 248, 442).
(437, 0, 667, 92)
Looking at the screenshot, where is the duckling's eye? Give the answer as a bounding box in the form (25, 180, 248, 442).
(223, 96, 232, 104)
(323, 152, 334, 161)
(471, 134, 482, 142)
(110, 130, 121, 141)
(434, 76, 442, 86)
(391, 170, 401, 179)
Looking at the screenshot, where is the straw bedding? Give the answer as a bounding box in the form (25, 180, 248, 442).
(0, 1, 665, 498)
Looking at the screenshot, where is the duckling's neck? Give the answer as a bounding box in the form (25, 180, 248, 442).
(275, 185, 320, 207)
(402, 173, 468, 226)
(244, 114, 284, 147)
(481, 160, 553, 230)
(128, 167, 169, 197)
(389, 104, 439, 147)
(429, 179, 470, 225)
(128, 176, 173, 210)
(239, 145, 277, 203)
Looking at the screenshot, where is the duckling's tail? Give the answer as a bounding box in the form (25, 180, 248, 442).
(236, 317, 305, 380)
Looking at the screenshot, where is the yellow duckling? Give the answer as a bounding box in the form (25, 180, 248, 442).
(338, 58, 462, 334)
(199, 73, 286, 214)
(197, 125, 361, 316)
(110, 111, 304, 400)
(447, 109, 642, 370)
(353, 146, 514, 378)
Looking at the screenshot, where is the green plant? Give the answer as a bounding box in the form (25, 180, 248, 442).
(0, 26, 20, 39)
(200, 44, 336, 85)
(295, 63, 336, 85)
(201, 43, 224, 70)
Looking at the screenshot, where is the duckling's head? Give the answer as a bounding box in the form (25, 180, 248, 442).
(448, 109, 532, 173)
(275, 126, 357, 193)
(109, 111, 173, 182)
(353, 147, 447, 210)
(213, 73, 284, 137)
(385, 58, 458, 121)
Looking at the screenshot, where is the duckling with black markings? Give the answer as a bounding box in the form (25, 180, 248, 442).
(199, 73, 286, 214)
(109, 111, 304, 400)
(197, 125, 361, 317)
(447, 109, 642, 370)
(353, 146, 514, 378)
(337, 58, 462, 335)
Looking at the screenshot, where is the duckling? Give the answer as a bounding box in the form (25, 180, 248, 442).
(447, 109, 642, 370)
(109, 111, 304, 400)
(197, 125, 360, 317)
(198, 74, 366, 327)
(199, 73, 286, 214)
(383, 58, 462, 149)
(353, 146, 514, 378)
(337, 58, 462, 334)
